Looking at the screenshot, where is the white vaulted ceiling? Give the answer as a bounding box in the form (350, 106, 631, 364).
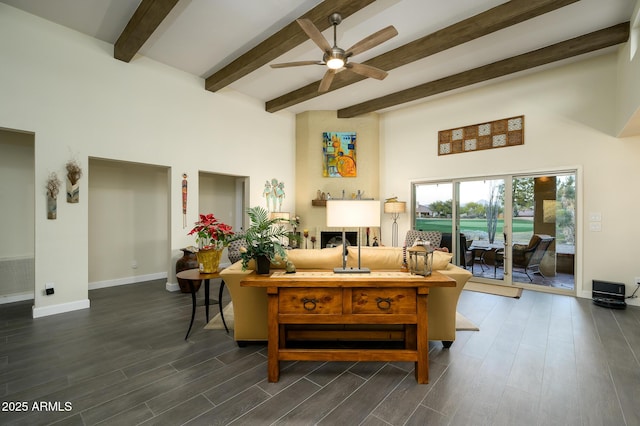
(1, 0, 636, 115)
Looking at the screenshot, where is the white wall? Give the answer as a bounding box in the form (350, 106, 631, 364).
(198, 172, 242, 265)
(88, 159, 169, 287)
(617, 1, 640, 136)
(0, 130, 34, 301)
(380, 52, 640, 305)
(0, 4, 296, 316)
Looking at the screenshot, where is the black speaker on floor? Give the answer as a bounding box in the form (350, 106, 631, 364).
(592, 280, 626, 309)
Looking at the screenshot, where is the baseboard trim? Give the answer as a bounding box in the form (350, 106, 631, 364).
(0, 291, 34, 304)
(89, 272, 167, 290)
(166, 281, 180, 292)
(32, 298, 90, 318)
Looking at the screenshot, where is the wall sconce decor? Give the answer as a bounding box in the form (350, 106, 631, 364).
(65, 159, 82, 203)
(46, 172, 61, 219)
(438, 115, 524, 156)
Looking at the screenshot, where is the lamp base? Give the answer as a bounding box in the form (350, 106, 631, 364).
(334, 267, 371, 274)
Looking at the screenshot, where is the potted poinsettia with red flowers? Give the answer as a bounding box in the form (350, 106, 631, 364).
(188, 213, 236, 273)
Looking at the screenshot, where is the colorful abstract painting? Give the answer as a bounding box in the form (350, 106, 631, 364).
(322, 132, 357, 177)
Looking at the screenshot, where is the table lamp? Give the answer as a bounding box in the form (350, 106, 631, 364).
(384, 200, 406, 247)
(326, 200, 381, 273)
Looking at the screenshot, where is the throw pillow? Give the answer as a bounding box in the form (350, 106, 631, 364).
(432, 250, 453, 270)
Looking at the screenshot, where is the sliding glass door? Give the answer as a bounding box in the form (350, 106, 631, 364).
(413, 170, 575, 293)
(459, 178, 506, 283)
(507, 173, 575, 290)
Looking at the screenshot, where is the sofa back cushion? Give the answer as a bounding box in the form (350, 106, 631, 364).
(347, 246, 453, 271)
(284, 246, 344, 269)
(346, 246, 402, 269)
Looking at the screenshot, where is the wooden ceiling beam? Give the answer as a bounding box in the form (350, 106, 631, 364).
(337, 22, 630, 118)
(204, 0, 377, 93)
(114, 0, 180, 62)
(265, 0, 579, 113)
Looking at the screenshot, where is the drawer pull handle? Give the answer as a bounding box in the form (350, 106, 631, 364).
(376, 297, 392, 310)
(302, 298, 317, 311)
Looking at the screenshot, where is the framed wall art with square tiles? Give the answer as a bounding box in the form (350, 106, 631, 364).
(438, 115, 524, 156)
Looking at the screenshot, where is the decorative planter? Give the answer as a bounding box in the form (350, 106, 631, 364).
(256, 255, 271, 275)
(67, 178, 79, 203)
(47, 196, 57, 219)
(196, 248, 223, 273)
(176, 248, 201, 293)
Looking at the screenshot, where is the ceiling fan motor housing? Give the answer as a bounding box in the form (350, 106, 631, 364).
(271, 11, 396, 91)
(324, 47, 346, 69)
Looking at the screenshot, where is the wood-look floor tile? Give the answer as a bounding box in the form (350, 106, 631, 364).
(229, 378, 320, 425)
(317, 364, 406, 425)
(1, 280, 639, 426)
(371, 361, 447, 425)
(139, 394, 214, 425)
(146, 352, 265, 414)
(184, 386, 270, 425)
(275, 372, 364, 425)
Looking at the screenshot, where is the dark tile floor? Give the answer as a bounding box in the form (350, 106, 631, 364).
(1, 279, 639, 425)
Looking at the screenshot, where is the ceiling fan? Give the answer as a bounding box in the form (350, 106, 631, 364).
(270, 13, 398, 92)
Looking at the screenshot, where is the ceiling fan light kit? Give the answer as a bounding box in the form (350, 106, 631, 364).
(271, 12, 397, 92)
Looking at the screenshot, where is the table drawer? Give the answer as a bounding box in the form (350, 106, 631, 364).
(279, 288, 342, 314)
(352, 288, 416, 314)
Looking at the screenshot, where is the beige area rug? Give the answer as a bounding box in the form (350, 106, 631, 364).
(455, 312, 479, 331)
(464, 281, 522, 298)
(204, 302, 234, 330)
(205, 303, 478, 332)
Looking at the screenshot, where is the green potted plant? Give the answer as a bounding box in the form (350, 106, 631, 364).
(239, 206, 298, 274)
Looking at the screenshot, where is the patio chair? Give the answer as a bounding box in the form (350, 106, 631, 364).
(440, 233, 473, 268)
(512, 234, 554, 281)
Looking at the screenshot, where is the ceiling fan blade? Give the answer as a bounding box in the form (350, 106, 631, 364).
(318, 69, 336, 92)
(346, 62, 388, 80)
(296, 19, 331, 53)
(270, 60, 324, 68)
(345, 26, 398, 57)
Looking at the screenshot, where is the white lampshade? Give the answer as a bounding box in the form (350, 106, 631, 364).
(326, 200, 380, 228)
(384, 201, 406, 214)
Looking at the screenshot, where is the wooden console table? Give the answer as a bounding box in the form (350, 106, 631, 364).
(241, 270, 455, 384)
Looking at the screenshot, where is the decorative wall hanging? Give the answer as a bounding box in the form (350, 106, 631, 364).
(182, 173, 188, 228)
(323, 131, 357, 177)
(46, 172, 61, 219)
(65, 159, 82, 203)
(263, 178, 286, 212)
(438, 115, 524, 156)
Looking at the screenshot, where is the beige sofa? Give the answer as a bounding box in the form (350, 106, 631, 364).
(219, 245, 472, 347)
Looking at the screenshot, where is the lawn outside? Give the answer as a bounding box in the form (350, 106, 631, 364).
(415, 217, 574, 254)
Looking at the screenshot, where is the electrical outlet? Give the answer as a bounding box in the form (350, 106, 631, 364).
(45, 282, 55, 295)
(131, 260, 138, 269)
(635, 277, 640, 286)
